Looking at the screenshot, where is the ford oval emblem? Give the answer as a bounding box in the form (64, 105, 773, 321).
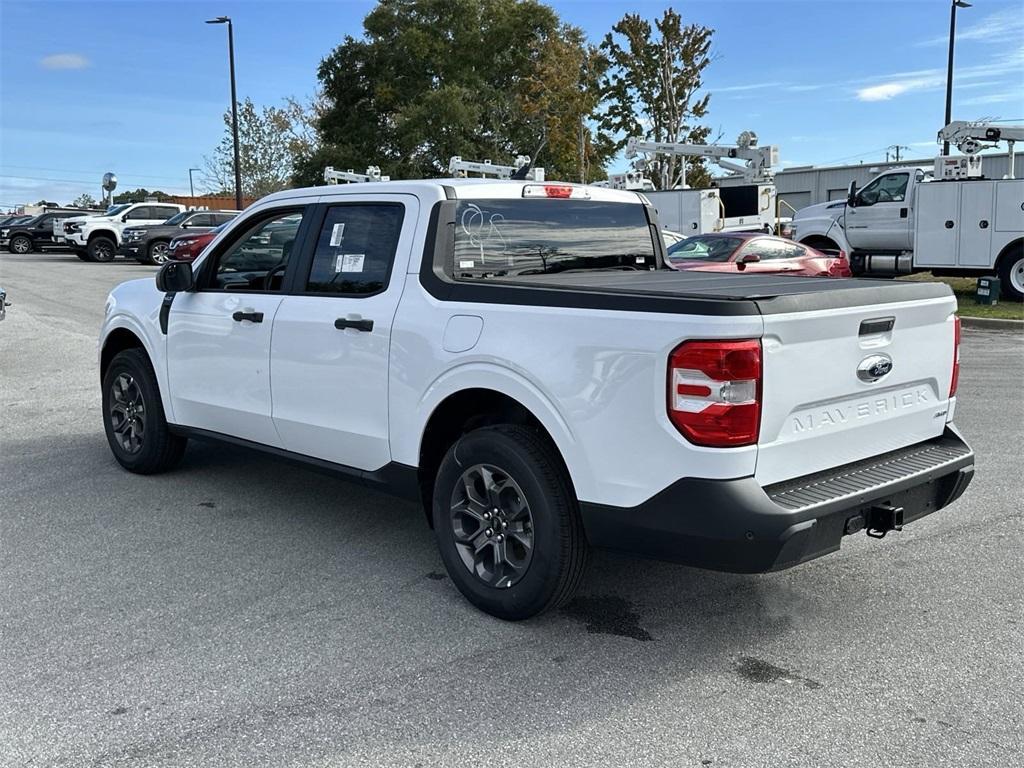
(857, 354, 893, 383)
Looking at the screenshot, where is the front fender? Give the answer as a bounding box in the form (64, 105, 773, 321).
(100, 291, 172, 420)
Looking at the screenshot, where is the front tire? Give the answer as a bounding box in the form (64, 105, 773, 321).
(88, 236, 116, 262)
(432, 425, 588, 620)
(102, 349, 186, 474)
(9, 235, 32, 254)
(147, 240, 170, 265)
(997, 245, 1024, 302)
(75, 250, 93, 262)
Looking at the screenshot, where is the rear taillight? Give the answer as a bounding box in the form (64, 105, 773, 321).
(949, 315, 961, 397)
(668, 339, 762, 447)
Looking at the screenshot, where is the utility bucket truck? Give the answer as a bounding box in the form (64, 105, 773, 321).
(790, 122, 1024, 300)
(626, 131, 780, 236)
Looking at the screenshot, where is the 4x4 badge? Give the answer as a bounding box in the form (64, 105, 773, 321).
(857, 354, 893, 383)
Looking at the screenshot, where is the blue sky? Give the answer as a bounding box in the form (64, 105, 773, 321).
(1, 0, 1022, 208)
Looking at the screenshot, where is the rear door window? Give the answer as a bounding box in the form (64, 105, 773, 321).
(152, 206, 181, 221)
(451, 199, 656, 278)
(305, 204, 404, 295)
(126, 206, 153, 221)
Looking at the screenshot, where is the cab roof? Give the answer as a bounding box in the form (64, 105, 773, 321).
(257, 178, 646, 207)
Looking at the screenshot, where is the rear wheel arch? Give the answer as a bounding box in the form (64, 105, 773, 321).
(417, 388, 575, 527)
(799, 235, 841, 253)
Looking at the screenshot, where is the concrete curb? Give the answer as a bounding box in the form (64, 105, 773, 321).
(960, 315, 1024, 331)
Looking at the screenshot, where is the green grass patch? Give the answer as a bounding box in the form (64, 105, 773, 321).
(901, 273, 1023, 320)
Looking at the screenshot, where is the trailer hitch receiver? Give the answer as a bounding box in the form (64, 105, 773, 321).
(866, 504, 904, 539)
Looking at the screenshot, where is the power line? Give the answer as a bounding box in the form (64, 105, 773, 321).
(0, 173, 188, 191)
(0, 164, 200, 184)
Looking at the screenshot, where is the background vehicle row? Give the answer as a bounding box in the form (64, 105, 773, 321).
(119, 210, 238, 264)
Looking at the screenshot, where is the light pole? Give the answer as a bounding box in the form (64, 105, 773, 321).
(206, 16, 242, 209)
(943, 0, 972, 156)
(188, 168, 201, 199)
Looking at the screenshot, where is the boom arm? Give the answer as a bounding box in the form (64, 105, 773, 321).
(625, 133, 779, 185)
(938, 121, 1024, 154)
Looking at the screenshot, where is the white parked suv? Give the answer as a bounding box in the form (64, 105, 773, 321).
(98, 179, 974, 618)
(63, 202, 184, 262)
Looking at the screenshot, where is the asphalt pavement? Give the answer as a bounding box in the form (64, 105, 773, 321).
(1, 251, 1022, 767)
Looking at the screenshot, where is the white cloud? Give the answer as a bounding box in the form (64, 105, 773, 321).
(918, 8, 1024, 47)
(713, 82, 783, 93)
(39, 53, 91, 70)
(959, 91, 1022, 106)
(856, 74, 944, 102)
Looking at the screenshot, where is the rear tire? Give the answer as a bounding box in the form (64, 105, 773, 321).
(9, 235, 32, 254)
(102, 349, 186, 474)
(88, 236, 116, 262)
(997, 245, 1024, 302)
(432, 425, 588, 620)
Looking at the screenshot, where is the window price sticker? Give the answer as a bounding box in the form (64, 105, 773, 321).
(335, 253, 365, 273)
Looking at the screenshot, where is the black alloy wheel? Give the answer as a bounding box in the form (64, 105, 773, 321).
(449, 463, 535, 588)
(108, 373, 146, 454)
(88, 236, 116, 262)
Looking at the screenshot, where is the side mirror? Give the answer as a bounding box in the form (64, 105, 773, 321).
(847, 180, 858, 207)
(155, 260, 194, 293)
(121, 214, 130, 222)
(739, 253, 761, 264)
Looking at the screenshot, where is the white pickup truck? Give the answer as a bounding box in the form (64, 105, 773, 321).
(62, 202, 185, 262)
(790, 167, 1024, 300)
(98, 179, 974, 619)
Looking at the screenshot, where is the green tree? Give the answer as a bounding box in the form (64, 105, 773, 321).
(295, 0, 604, 185)
(600, 8, 714, 189)
(71, 193, 97, 208)
(113, 188, 170, 204)
(35, 199, 59, 207)
(205, 96, 320, 198)
(517, 26, 614, 183)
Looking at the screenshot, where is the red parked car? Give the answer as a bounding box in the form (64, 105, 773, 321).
(166, 221, 229, 262)
(666, 233, 852, 277)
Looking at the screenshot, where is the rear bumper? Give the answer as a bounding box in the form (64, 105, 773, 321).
(580, 426, 974, 573)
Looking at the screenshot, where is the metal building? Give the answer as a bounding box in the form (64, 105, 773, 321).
(719, 151, 1024, 212)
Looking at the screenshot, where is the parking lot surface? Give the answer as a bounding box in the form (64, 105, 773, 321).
(1, 251, 1022, 767)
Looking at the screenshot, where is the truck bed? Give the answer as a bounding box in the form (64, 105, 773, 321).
(431, 269, 953, 316)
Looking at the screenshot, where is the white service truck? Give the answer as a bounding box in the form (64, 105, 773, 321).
(626, 132, 780, 236)
(98, 178, 973, 619)
(790, 122, 1024, 300)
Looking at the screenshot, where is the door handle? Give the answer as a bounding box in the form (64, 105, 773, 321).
(334, 317, 374, 332)
(232, 310, 264, 323)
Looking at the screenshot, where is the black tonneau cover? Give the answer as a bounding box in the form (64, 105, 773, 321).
(488, 270, 953, 315)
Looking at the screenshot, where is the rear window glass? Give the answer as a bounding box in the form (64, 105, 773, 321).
(452, 200, 656, 278)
